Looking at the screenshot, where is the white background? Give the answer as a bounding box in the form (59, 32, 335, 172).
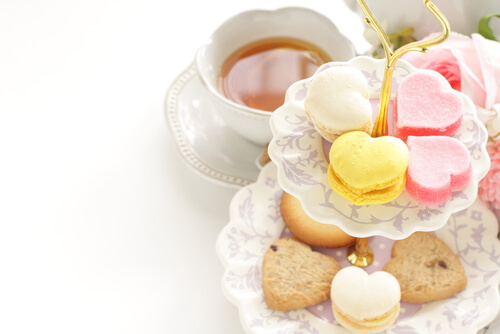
(0, 1, 373, 333)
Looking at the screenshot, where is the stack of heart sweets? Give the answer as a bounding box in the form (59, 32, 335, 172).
(262, 66, 470, 334)
(305, 66, 470, 205)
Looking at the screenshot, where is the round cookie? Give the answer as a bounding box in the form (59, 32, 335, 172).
(259, 143, 271, 166)
(280, 192, 356, 248)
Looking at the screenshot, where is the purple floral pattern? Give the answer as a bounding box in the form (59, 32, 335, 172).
(268, 57, 490, 239)
(216, 163, 500, 334)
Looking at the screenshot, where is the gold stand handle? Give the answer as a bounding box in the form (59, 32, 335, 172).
(357, 0, 450, 139)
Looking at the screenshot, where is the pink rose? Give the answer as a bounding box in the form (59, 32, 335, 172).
(425, 57, 461, 91)
(478, 141, 500, 220)
(401, 32, 500, 110)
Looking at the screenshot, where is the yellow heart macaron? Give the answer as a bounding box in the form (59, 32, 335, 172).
(328, 131, 409, 205)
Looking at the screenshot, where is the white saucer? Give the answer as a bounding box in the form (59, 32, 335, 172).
(165, 63, 263, 188)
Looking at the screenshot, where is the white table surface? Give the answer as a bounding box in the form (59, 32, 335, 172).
(0, 1, 369, 333)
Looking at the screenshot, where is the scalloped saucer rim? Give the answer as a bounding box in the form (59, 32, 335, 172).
(164, 62, 263, 188)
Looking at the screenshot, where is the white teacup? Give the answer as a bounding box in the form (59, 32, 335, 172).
(196, 7, 356, 146)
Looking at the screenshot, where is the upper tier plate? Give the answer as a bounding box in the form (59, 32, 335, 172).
(268, 56, 490, 239)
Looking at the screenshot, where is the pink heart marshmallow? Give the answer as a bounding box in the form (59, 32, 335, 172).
(406, 136, 472, 205)
(394, 70, 464, 139)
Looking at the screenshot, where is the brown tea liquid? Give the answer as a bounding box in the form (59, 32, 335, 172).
(219, 37, 331, 112)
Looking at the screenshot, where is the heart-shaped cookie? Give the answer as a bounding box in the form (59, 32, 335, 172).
(328, 131, 409, 205)
(331, 266, 400, 333)
(406, 136, 471, 205)
(394, 70, 464, 139)
(383, 232, 467, 304)
(262, 238, 341, 311)
(305, 66, 373, 142)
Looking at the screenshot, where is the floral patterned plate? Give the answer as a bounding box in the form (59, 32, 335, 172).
(268, 56, 490, 239)
(216, 162, 500, 334)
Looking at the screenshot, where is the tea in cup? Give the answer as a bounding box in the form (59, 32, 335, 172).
(196, 7, 356, 146)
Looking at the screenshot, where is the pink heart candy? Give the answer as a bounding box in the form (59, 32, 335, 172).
(394, 70, 464, 139)
(406, 136, 472, 205)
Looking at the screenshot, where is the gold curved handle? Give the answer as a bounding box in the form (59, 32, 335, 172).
(356, 0, 451, 137)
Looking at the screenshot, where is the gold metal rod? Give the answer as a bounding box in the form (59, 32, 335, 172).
(391, 0, 450, 63)
(372, 67, 394, 137)
(356, 0, 392, 60)
(347, 237, 373, 267)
